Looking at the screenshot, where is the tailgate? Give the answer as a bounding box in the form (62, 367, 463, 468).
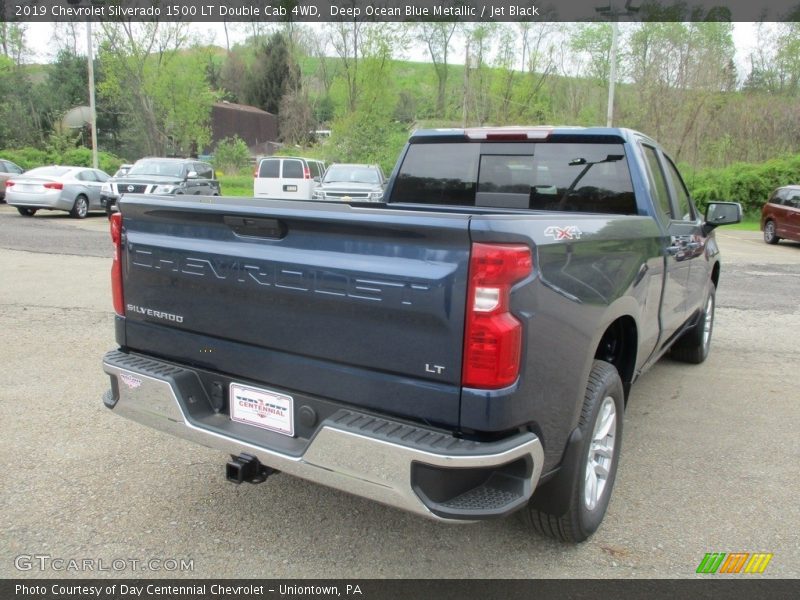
(118, 197, 471, 427)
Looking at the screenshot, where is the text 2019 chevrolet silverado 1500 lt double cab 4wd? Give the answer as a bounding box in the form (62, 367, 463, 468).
(101, 127, 740, 542)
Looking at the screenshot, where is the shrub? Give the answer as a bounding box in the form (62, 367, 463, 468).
(686, 154, 800, 215)
(1, 147, 50, 170)
(0, 146, 125, 175)
(213, 136, 252, 176)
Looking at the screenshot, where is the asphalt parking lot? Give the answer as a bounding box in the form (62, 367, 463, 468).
(0, 204, 798, 578)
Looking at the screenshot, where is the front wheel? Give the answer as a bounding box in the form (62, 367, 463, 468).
(17, 207, 37, 217)
(70, 195, 89, 219)
(763, 220, 780, 245)
(520, 360, 624, 543)
(671, 284, 715, 364)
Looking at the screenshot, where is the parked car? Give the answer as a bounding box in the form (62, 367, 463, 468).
(762, 185, 800, 244)
(101, 157, 220, 215)
(313, 163, 387, 202)
(6, 165, 110, 218)
(253, 156, 325, 200)
(0, 158, 24, 202)
(113, 164, 134, 178)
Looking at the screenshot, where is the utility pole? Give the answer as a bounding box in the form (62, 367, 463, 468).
(607, 21, 618, 127)
(86, 21, 98, 169)
(595, 1, 639, 128)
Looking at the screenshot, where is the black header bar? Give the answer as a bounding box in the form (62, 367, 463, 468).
(3, 0, 800, 23)
(1, 579, 799, 600)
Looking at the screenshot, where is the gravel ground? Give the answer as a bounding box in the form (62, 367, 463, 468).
(0, 205, 798, 578)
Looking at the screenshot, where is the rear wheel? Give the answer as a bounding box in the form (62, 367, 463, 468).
(763, 220, 780, 244)
(671, 284, 715, 364)
(70, 195, 89, 219)
(17, 207, 37, 217)
(520, 360, 624, 543)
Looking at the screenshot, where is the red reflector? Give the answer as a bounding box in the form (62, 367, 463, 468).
(110, 212, 124, 316)
(43, 182, 63, 190)
(462, 243, 532, 389)
(465, 127, 552, 141)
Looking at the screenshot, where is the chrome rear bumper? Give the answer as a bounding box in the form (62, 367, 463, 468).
(102, 350, 544, 521)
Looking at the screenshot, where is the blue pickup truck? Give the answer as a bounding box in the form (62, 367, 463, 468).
(101, 127, 740, 542)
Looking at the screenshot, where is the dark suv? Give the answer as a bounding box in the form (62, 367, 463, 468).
(762, 185, 800, 244)
(101, 158, 220, 214)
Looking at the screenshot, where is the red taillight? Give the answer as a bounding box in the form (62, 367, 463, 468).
(303, 167, 311, 179)
(110, 212, 124, 316)
(43, 182, 63, 190)
(5, 180, 14, 187)
(462, 243, 533, 389)
(254, 168, 259, 177)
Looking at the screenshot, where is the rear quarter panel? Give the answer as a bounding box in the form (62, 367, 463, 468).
(466, 212, 664, 471)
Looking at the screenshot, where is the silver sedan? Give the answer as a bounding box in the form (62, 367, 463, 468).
(6, 165, 110, 218)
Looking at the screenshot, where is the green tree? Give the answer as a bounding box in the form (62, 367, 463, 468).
(570, 22, 613, 84)
(245, 32, 299, 115)
(416, 21, 458, 118)
(0, 55, 42, 148)
(0, 21, 28, 65)
(98, 22, 213, 156)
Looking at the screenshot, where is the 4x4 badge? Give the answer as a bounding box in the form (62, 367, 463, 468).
(544, 226, 583, 241)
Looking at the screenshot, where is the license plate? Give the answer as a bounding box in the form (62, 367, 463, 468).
(284, 185, 298, 192)
(229, 383, 294, 437)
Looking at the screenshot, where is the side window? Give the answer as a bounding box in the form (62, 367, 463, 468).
(282, 160, 303, 179)
(0, 161, 7, 173)
(641, 145, 673, 222)
(94, 170, 109, 182)
(195, 163, 213, 179)
(76, 170, 95, 182)
(11, 162, 23, 174)
(308, 161, 322, 179)
(663, 156, 695, 221)
(787, 193, 800, 209)
(258, 159, 279, 179)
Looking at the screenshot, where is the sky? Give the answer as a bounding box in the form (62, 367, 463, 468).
(20, 21, 764, 81)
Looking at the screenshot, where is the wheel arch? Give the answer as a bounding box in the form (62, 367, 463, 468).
(593, 315, 638, 401)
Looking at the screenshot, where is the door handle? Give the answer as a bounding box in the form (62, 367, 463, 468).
(223, 216, 286, 239)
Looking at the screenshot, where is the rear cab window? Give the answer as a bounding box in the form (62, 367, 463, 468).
(389, 141, 637, 215)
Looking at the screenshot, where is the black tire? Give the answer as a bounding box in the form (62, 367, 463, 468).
(520, 360, 624, 543)
(70, 195, 89, 219)
(17, 207, 37, 217)
(763, 220, 780, 245)
(670, 284, 715, 364)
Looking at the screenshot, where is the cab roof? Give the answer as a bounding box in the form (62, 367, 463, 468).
(409, 126, 638, 145)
